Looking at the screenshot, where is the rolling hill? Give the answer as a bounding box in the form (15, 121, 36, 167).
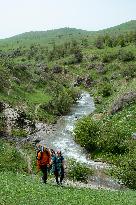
(0, 20, 136, 48)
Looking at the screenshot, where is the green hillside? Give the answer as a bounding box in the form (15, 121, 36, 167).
(0, 27, 91, 49)
(98, 20, 136, 35)
(0, 20, 136, 203)
(0, 20, 136, 49)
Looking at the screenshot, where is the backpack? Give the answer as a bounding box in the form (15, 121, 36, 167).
(36, 148, 50, 160)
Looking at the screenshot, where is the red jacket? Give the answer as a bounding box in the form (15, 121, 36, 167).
(37, 150, 51, 171)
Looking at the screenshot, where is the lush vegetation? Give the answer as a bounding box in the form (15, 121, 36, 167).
(0, 20, 136, 203)
(67, 159, 94, 182)
(0, 139, 28, 173)
(73, 27, 136, 189)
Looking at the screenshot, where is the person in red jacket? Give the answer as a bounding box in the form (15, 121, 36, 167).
(36, 145, 51, 183)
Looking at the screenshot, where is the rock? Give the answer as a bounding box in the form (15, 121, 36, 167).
(88, 63, 95, 70)
(36, 63, 49, 73)
(132, 133, 136, 140)
(33, 138, 41, 144)
(96, 63, 106, 74)
(12, 77, 21, 85)
(0, 102, 5, 112)
(92, 113, 103, 120)
(2, 105, 36, 135)
(89, 55, 99, 61)
(84, 76, 94, 88)
(110, 91, 136, 114)
(74, 76, 85, 86)
(94, 97, 102, 104)
(52, 65, 62, 74)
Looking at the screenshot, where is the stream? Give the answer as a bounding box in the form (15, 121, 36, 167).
(31, 92, 121, 189)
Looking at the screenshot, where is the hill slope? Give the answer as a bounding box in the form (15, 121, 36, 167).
(0, 20, 136, 48)
(98, 20, 136, 35)
(0, 172, 136, 205)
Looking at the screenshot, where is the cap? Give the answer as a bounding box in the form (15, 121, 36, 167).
(57, 150, 61, 154)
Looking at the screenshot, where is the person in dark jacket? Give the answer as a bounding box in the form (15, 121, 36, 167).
(51, 150, 65, 185)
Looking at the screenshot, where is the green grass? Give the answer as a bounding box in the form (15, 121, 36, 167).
(26, 90, 51, 104)
(0, 172, 136, 205)
(0, 140, 28, 173)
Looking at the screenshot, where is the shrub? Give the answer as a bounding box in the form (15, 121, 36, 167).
(95, 36, 104, 49)
(0, 67, 11, 92)
(36, 108, 57, 123)
(0, 140, 28, 173)
(100, 127, 129, 155)
(106, 63, 121, 72)
(74, 117, 101, 152)
(99, 82, 112, 97)
(74, 49, 83, 63)
(121, 64, 136, 79)
(102, 53, 116, 63)
(111, 150, 136, 189)
(41, 86, 79, 116)
(11, 128, 28, 138)
(118, 50, 135, 62)
(67, 159, 93, 182)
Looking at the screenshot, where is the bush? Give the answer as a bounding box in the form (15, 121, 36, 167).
(99, 82, 112, 97)
(42, 86, 79, 116)
(118, 50, 135, 62)
(67, 159, 93, 182)
(121, 64, 136, 79)
(102, 53, 116, 63)
(0, 140, 28, 173)
(74, 49, 83, 63)
(0, 67, 11, 93)
(100, 127, 129, 155)
(74, 117, 101, 152)
(36, 108, 57, 123)
(11, 128, 28, 138)
(95, 36, 104, 49)
(111, 150, 136, 189)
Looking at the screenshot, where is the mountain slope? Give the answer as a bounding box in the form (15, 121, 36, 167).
(0, 20, 136, 48)
(98, 20, 136, 35)
(0, 28, 90, 48)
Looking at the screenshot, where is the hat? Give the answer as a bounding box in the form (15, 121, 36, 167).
(57, 150, 61, 154)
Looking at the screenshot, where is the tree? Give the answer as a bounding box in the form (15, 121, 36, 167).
(74, 49, 83, 63)
(0, 67, 11, 93)
(95, 36, 104, 49)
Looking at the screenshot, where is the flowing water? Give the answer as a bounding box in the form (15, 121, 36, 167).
(32, 92, 121, 189)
